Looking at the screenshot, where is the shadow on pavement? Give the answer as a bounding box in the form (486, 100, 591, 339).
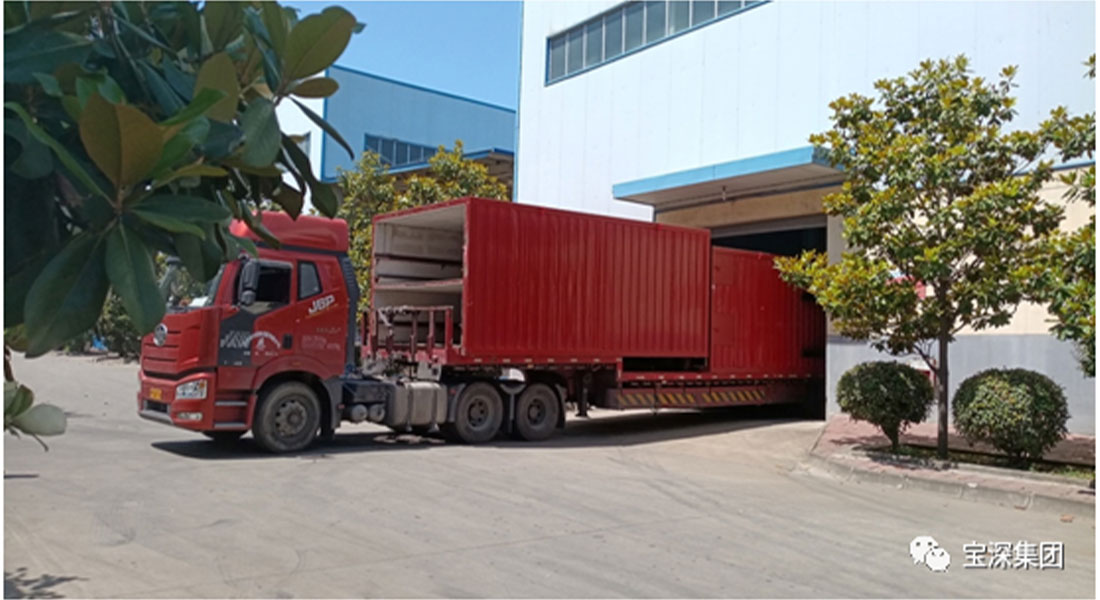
(4, 568, 85, 599)
(151, 404, 818, 460)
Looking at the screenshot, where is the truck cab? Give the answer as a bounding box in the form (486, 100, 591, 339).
(137, 212, 360, 452)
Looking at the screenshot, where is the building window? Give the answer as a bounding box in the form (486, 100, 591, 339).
(645, 1, 666, 44)
(548, 35, 566, 80)
(669, 1, 690, 34)
(364, 134, 437, 168)
(566, 28, 584, 74)
(605, 10, 623, 59)
(545, 0, 767, 84)
(585, 19, 603, 67)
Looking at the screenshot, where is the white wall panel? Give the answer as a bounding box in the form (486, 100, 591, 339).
(517, 0, 1094, 219)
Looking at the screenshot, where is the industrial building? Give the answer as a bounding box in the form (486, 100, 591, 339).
(278, 65, 517, 194)
(515, 0, 1096, 431)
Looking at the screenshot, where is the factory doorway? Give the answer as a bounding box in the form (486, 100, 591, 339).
(711, 217, 828, 419)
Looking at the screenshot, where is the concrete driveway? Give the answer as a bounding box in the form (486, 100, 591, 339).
(5, 353, 1094, 598)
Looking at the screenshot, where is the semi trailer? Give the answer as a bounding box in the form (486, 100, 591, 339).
(138, 197, 825, 452)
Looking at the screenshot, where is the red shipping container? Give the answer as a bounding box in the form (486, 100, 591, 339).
(372, 197, 710, 364)
(709, 248, 825, 378)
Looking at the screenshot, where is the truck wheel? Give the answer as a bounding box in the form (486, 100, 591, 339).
(442, 382, 503, 444)
(252, 382, 320, 453)
(514, 383, 560, 441)
(203, 431, 244, 445)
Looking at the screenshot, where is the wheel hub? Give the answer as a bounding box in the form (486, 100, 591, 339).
(467, 397, 490, 429)
(274, 398, 308, 437)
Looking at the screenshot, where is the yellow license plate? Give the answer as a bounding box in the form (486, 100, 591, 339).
(148, 387, 162, 401)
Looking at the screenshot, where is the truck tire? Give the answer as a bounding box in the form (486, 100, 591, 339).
(513, 383, 560, 441)
(442, 382, 503, 444)
(252, 382, 321, 453)
(203, 431, 244, 445)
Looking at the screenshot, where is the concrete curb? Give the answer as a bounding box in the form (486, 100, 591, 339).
(802, 451, 1096, 516)
(852, 447, 1093, 488)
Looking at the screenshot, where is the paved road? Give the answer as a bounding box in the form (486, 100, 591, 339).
(5, 354, 1094, 598)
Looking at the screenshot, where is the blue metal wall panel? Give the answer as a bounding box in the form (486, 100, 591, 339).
(321, 65, 516, 181)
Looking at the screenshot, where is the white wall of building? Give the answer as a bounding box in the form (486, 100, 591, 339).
(516, 0, 1095, 219)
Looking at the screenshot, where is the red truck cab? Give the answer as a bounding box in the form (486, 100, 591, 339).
(137, 212, 359, 451)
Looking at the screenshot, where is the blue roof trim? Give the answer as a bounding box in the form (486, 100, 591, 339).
(329, 64, 517, 114)
(613, 146, 831, 199)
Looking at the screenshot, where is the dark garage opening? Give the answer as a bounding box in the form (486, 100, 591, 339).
(712, 225, 828, 419)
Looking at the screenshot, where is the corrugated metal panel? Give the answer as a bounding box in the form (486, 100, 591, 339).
(464, 198, 710, 360)
(709, 248, 825, 377)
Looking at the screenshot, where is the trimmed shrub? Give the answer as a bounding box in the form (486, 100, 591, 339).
(953, 369, 1069, 464)
(837, 361, 934, 452)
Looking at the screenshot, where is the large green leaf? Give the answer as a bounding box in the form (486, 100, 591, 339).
(203, 1, 243, 51)
(132, 194, 232, 224)
(136, 60, 185, 116)
(291, 97, 352, 158)
(151, 116, 210, 179)
(239, 97, 280, 167)
(173, 233, 209, 281)
(260, 1, 289, 55)
(78, 93, 165, 189)
(291, 77, 338, 98)
(199, 118, 243, 159)
(5, 117, 54, 179)
(161, 88, 226, 126)
(4, 28, 91, 84)
(193, 52, 239, 122)
(283, 6, 356, 81)
(106, 224, 163, 333)
(13, 404, 67, 436)
(282, 135, 338, 216)
(153, 163, 228, 189)
(23, 233, 110, 357)
(273, 185, 303, 218)
(5, 101, 109, 200)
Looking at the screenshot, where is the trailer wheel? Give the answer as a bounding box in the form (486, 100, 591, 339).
(252, 382, 320, 453)
(514, 383, 560, 441)
(442, 382, 503, 444)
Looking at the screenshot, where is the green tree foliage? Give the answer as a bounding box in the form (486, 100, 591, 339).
(953, 368, 1069, 465)
(775, 56, 1064, 458)
(1029, 56, 1096, 376)
(4, 1, 359, 445)
(5, 1, 359, 356)
(836, 361, 934, 453)
(337, 141, 509, 307)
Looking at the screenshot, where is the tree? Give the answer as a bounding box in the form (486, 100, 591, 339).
(1029, 56, 1095, 376)
(775, 56, 1063, 459)
(337, 141, 509, 306)
(4, 1, 360, 444)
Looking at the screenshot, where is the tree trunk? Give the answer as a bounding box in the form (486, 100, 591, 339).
(937, 331, 950, 459)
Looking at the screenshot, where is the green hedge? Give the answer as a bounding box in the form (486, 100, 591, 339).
(837, 361, 934, 452)
(953, 368, 1069, 464)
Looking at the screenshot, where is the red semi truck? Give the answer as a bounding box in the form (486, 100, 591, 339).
(138, 197, 824, 452)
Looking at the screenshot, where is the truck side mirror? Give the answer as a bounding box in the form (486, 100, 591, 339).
(238, 259, 259, 307)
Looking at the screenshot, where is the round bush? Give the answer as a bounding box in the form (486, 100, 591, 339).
(837, 361, 934, 451)
(953, 369, 1069, 463)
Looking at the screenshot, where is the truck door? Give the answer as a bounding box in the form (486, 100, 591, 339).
(217, 260, 294, 368)
(292, 259, 347, 372)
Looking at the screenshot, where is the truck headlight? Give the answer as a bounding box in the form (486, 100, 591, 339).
(175, 380, 208, 400)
